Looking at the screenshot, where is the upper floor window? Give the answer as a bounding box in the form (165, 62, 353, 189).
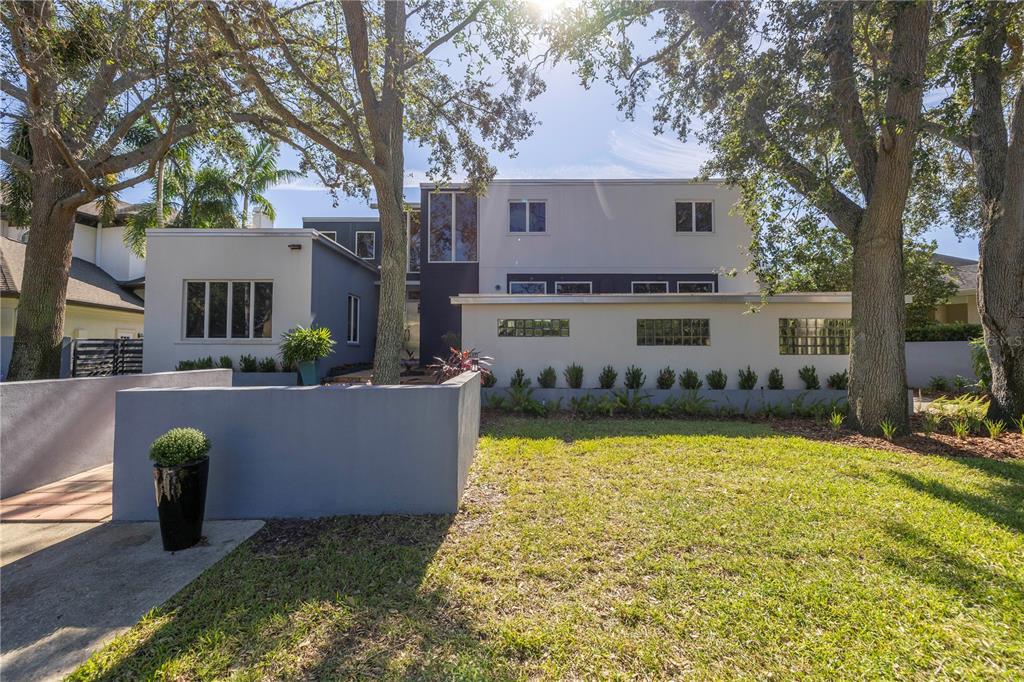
(429, 192, 478, 262)
(637, 319, 710, 346)
(509, 281, 547, 294)
(319, 231, 338, 243)
(498, 318, 569, 337)
(347, 294, 360, 344)
(677, 280, 714, 293)
(779, 318, 851, 355)
(407, 210, 421, 273)
(631, 281, 669, 294)
(555, 281, 592, 294)
(185, 280, 272, 340)
(355, 231, 375, 259)
(509, 200, 546, 233)
(675, 201, 713, 233)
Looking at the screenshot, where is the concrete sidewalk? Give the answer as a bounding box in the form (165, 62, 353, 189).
(1, 519, 263, 681)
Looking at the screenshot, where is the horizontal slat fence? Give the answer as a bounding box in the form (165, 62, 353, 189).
(72, 339, 143, 377)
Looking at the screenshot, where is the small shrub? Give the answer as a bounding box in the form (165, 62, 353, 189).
(563, 363, 584, 389)
(706, 368, 727, 390)
(506, 384, 550, 416)
(677, 390, 712, 416)
(1015, 414, 1024, 435)
(969, 336, 991, 389)
(510, 368, 530, 387)
(537, 366, 557, 389)
(879, 419, 897, 441)
(175, 359, 196, 371)
(983, 418, 1006, 439)
(829, 410, 844, 432)
(952, 375, 971, 392)
(656, 367, 676, 390)
(280, 326, 335, 367)
(217, 355, 233, 369)
(598, 365, 618, 389)
(930, 394, 989, 424)
(767, 368, 784, 390)
(921, 412, 942, 434)
(826, 370, 849, 390)
(239, 354, 259, 372)
(799, 365, 820, 390)
(737, 366, 758, 390)
(258, 357, 278, 372)
(569, 394, 615, 419)
(428, 348, 493, 384)
(149, 427, 210, 467)
(951, 417, 971, 440)
(481, 372, 497, 388)
(484, 393, 506, 409)
(624, 365, 646, 390)
(613, 389, 650, 416)
(679, 369, 702, 390)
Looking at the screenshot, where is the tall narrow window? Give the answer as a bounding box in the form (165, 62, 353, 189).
(694, 202, 713, 232)
(347, 294, 360, 344)
(509, 200, 546, 233)
(208, 282, 228, 338)
(253, 282, 273, 338)
(185, 282, 205, 338)
(429, 191, 478, 262)
(407, 210, 421, 273)
(231, 282, 250, 338)
(355, 231, 375, 259)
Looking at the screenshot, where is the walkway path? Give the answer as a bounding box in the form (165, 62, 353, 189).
(0, 464, 112, 523)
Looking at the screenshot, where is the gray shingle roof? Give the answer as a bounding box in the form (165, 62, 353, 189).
(0, 237, 144, 312)
(934, 253, 978, 292)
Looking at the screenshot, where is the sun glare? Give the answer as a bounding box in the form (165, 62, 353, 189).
(528, 0, 577, 20)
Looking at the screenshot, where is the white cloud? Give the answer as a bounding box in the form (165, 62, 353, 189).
(608, 126, 710, 177)
(270, 179, 330, 192)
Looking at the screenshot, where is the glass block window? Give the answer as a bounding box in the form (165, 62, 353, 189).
(636, 319, 710, 346)
(778, 318, 851, 355)
(497, 319, 569, 338)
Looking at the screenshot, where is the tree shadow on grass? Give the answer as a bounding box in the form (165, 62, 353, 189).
(77, 515, 508, 681)
(882, 521, 1024, 607)
(887, 468, 1023, 535)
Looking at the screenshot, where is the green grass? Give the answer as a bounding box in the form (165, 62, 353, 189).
(71, 418, 1024, 680)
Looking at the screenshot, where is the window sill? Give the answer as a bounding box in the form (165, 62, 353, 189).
(177, 339, 277, 345)
(508, 231, 548, 236)
(346, 342, 361, 347)
(674, 230, 715, 235)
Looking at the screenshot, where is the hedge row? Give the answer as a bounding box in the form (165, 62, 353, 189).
(906, 322, 982, 342)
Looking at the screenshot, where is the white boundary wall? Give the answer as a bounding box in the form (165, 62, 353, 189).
(112, 372, 481, 520)
(1, 369, 232, 497)
(458, 295, 852, 390)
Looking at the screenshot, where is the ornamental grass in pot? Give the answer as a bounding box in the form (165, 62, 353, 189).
(280, 325, 336, 385)
(150, 427, 211, 552)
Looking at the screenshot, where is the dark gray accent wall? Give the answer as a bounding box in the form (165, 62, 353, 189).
(418, 188, 480, 363)
(310, 239, 378, 374)
(303, 219, 381, 267)
(504, 273, 719, 293)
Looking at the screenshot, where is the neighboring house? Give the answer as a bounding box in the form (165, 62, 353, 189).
(932, 253, 979, 324)
(142, 229, 378, 377)
(1, 236, 145, 341)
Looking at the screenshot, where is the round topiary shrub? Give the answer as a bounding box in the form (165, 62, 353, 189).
(149, 428, 211, 467)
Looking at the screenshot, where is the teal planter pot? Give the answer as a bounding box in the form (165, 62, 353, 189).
(297, 360, 318, 386)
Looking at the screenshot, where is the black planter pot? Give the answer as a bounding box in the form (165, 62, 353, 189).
(153, 457, 209, 551)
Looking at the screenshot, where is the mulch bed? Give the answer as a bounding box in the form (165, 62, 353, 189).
(772, 419, 1023, 460)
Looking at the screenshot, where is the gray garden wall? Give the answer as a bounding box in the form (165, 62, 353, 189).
(112, 371, 481, 520)
(0, 369, 232, 498)
(482, 387, 850, 411)
(905, 341, 975, 388)
(231, 372, 298, 387)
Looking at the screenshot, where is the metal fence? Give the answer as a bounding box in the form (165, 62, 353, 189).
(72, 339, 143, 377)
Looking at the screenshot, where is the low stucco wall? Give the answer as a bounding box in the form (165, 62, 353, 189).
(112, 372, 481, 520)
(0, 369, 232, 498)
(231, 372, 298, 386)
(905, 341, 975, 388)
(483, 387, 849, 410)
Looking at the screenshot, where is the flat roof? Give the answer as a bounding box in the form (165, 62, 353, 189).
(451, 292, 853, 305)
(421, 178, 729, 189)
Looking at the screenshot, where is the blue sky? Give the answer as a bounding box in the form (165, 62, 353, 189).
(127, 58, 979, 260)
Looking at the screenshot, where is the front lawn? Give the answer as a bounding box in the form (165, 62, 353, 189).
(72, 418, 1023, 680)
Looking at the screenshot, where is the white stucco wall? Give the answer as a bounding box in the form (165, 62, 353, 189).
(143, 230, 315, 372)
(475, 180, 758, 293)
(96, 225, 146, 281)
(458, 294, 852, 389)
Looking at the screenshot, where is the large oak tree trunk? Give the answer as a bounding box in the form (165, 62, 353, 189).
(6, 171, 80, 380)
(372, 180, 407, 385)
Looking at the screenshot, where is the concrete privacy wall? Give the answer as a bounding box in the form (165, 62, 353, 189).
(0, 369, 232, 498)
(112, 371, 481, 520)
(482, 387, 849, 411)
(231, 372, 298, 387)
(905, 341, 976, 388)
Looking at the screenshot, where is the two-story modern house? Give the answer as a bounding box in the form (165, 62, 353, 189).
(141, 178, 852, 386)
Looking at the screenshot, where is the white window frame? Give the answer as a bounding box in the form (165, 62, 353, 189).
(554, 281, 592, 294)
(355, 231, 376, 259)
(509, 281, 547, 294)
(428, 191, 479, 263)
(183, 280, 273, 341)
(406, 210, 421, 274)
(631, 281, 669, 294)
(676, 279, 715, 293)
(674, 200, 715, 234)
(508, 199, 547, 234)
(319, 230, 338, 243)
(347, 294, 360, 345)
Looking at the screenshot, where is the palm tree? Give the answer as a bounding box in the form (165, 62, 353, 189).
(231, 140, 300, 227)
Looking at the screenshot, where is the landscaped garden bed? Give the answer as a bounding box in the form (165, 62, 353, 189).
(71, 417, 1023, 679)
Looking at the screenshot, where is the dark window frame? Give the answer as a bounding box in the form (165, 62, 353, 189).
(675, 200, 714, 233)
(184, 280, 273, 340)
(636, 318, 711, 346)
(347, 294, 360, 345)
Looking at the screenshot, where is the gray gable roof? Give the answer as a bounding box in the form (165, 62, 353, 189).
(934, 253, 978, 292)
